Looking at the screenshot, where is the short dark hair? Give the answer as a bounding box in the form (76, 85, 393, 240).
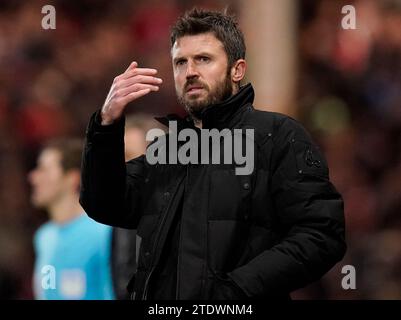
(170, 8, 246, 67)
(43, 138, 83, 172)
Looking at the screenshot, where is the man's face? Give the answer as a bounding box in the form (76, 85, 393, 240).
(172, 32, 234, 119)
(28, 149, 68, 209)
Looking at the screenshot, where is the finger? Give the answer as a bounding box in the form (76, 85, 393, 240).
(120, 68, 159, 80)
(125, 61, 138, 72)
(119, 83, 159, 97)
(120, 75, 163, 88)
(119, 88, 151, 105)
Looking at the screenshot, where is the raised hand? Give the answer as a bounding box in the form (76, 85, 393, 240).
(100, 61, 163, 125)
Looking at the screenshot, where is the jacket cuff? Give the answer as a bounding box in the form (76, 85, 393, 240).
(93, 110, 125, 132)
(86, 110, 125, 141)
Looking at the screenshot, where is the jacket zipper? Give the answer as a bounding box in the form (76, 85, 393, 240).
(141, 173, 185, 300)
(175, 163, 190, 299)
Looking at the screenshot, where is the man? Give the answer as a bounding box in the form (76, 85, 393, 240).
(80, 8, 346, 300)
(29, 139, 115, 300)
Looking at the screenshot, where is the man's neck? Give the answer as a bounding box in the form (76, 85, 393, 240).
(191, 85, 240, 130)
(48, 193, 84, 225)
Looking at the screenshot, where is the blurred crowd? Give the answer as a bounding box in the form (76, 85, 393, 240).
(295, 0, 401, 299)
(0, 0, 400, 299)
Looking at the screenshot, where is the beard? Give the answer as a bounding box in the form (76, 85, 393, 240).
(177, 72, 233, 120)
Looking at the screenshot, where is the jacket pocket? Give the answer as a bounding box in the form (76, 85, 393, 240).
(206, 220, 250, 274)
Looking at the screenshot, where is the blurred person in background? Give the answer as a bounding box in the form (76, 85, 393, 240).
(111, 113, 164, 299)
(29, 138, 115, 300)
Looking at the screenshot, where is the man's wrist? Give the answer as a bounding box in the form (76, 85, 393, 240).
(100, 110, 115, 126)
(92, 110, 125, 134)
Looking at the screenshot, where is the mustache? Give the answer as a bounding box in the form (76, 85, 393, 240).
(184, 79, 208, 91)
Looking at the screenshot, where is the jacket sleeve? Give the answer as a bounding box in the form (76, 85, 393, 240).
(79, 110, 145, 229)
(228, 117, 346, 297)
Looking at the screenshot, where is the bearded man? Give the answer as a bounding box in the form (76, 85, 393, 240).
(80, 8, 346, 300)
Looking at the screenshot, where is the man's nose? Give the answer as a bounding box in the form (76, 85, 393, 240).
(186, 61, 199, 79)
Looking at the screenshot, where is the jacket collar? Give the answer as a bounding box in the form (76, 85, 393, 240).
(155, 83, 254, 130)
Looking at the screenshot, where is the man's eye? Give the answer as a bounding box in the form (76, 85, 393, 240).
(199, 56, 210, 62)
(176, 60, 186, 66)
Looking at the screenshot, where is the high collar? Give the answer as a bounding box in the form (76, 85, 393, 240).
(155, 83, 254, 130)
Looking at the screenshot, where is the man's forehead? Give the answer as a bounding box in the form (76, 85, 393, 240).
(171, 32, 224, 57)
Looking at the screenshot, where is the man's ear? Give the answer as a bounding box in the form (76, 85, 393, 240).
(231, 59, 246, 83)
